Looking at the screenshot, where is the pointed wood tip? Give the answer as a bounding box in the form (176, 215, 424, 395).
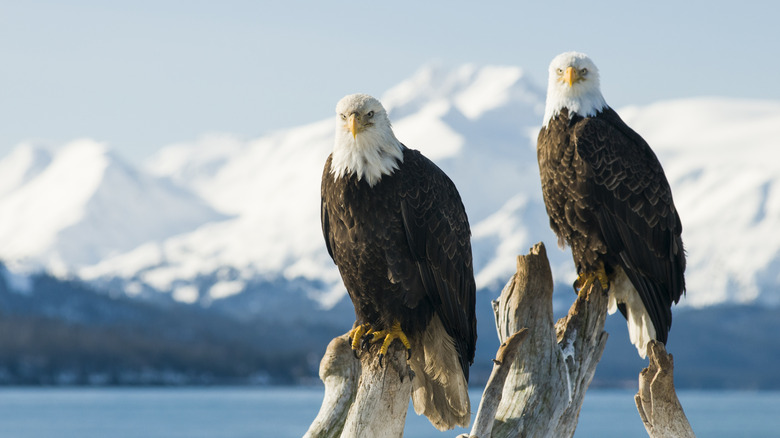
(515, 241, 548, 271)
(530, 241, 547, 256)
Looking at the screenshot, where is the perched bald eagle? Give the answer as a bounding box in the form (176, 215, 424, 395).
(536, 52, 686, 358)
(320, 94, 476, 430)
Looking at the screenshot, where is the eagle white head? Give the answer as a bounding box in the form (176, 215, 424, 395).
(330, 93, 404, 187)
(542, 51, 608, 127)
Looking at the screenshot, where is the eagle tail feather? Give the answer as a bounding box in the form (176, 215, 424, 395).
(608, 267, 657, 359)
(409, 315, 470, 431)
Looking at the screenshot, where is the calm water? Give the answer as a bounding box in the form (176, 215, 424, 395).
(0, 387, 777, 437)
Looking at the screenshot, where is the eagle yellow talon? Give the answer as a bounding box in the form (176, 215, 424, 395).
(348, 323, 372, 351)
(348, 320, 413, 365)
(372, 320, 412, 366)
(575, 261, 610, 293)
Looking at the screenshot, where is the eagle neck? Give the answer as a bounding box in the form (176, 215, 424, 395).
(330, 128, 405, 187)
(543, 88, 608, 128)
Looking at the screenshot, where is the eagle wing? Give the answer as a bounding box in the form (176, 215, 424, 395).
(320, 158, 336, 262)
(574, 109, 685, 343)
(396, 149, 477, 378)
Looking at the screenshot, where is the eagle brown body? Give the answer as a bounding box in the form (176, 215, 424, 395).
(321, 147, 476, 374)
(320, 93, 476, 430)
(538, 106, 686, 348)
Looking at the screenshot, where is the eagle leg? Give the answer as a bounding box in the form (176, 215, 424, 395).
(347, 322, 372, 356)
(369, 320, 412, 367)
(574, 261, 610, 294)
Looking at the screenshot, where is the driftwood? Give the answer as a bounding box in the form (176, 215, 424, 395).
(306, 242, 694, 437)
(466, 241, 609, 437)
(635, 341, 695, 437)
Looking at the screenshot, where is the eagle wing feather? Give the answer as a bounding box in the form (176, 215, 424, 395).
(574, 109, 685, 343)
(397, 149, 477, 379)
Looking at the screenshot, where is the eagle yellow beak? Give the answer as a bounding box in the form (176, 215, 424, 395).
(564, 66, 577, 87)
(348, 114, 358, 139)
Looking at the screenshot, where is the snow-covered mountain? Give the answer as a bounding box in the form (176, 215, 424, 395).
(1, 64, 779, 310)
(0, 139, 226, 277)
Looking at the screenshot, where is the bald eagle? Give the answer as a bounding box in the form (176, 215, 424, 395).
(536, 52, 686, 358)
(320, 94, 476, 430)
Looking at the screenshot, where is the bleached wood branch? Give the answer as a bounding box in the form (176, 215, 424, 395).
(304, 333, 412, 438)
(462, 328, 528, 438)
(635, 340, 696, 438)
(303, 334, 359, 438)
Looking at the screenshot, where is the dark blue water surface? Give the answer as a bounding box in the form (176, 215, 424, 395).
(0, 387, 777, 437)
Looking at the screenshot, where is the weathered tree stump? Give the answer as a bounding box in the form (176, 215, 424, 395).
(304, 333, 412, 438)
(465, 241, 609, 438)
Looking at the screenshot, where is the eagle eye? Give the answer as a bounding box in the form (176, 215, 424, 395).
(366, 110, 374, 118)
(580, 68, 588, 76)
(340, 114, 347, 120)
(556, 68, 563, 75)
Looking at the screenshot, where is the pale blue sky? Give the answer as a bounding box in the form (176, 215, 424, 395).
(1, 0, 777, 164)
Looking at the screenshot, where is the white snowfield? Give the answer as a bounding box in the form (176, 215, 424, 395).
(1, 64, 778, 309)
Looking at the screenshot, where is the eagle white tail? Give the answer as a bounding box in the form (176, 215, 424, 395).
(607, 267, 656, 359)
(409, 314, 471, 431)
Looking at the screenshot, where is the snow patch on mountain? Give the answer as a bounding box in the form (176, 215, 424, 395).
(0, 142, 53, 198)
(0, 139, 226, 275)
(391, 100, 465, 160)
